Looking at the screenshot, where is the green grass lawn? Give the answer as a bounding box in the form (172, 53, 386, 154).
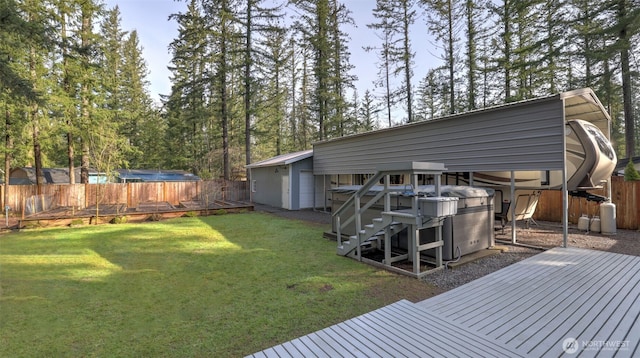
(0, 212, 439, 357)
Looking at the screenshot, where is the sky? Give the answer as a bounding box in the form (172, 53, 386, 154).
(104, 0, 438, 111)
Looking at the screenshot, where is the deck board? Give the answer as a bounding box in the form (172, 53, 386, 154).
(418, 247, 640, 357)
(249, 247, 639, 357)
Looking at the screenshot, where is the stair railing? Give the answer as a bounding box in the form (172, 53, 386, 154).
(332, 171, 404, 259)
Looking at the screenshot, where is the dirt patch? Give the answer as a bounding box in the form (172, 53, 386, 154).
(365, 273, 446, 305)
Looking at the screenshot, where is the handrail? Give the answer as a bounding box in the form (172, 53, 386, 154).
(333, 171, 406, 252)
(332, 172, 385, 219)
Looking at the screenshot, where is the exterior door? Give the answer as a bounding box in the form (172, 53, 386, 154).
(299, 171, 314, 209)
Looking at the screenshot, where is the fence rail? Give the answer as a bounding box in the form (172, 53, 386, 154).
(534, 176, 639, 230)
(1, 180, 248, 217)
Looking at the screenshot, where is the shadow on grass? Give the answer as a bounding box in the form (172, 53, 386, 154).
(0, 212, 439, 357)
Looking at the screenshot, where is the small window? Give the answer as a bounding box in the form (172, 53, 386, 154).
(251, 180, 257, 193)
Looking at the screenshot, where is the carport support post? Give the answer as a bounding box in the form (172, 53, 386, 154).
(511, 171, 516, 244)
(562, 170, 569, 248)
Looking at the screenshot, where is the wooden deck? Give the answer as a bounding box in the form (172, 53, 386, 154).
(249, 247, 639, 357)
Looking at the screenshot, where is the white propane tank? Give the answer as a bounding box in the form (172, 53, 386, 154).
(578, 215, 590, 231)
(590, 216, 601, 233)
(600, 202, 617, 235)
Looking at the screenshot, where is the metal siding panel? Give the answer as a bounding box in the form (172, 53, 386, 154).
(251, 167, 285, 208)
(314, 98, 565, 174)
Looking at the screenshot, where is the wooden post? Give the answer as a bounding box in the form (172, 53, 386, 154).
(127, 182, 131, 209)
(84, 183, 89, 208)
(163, 181, 167, 204)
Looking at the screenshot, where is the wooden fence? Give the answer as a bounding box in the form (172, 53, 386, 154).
(534, 176, 639, 230)
(0, 180, 248, 216)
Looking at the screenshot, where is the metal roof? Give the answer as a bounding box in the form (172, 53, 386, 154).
(312, 88, 612, 175)
(116, 169, 200, 182)
(314, 88, 610, 147)
(246, 149, 313, 169)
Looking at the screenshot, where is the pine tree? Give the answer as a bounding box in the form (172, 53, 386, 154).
(365, 8, 396, 127)
(119, 30, 155, 168)
(290, 0, 355, 139)
(166, 0, 212, 175)
(358, 89, 380, 132)
(423, 0, 459, 113)
(240, 0, 284, 171)
(624, 159, 640, 181)
(368, 0, 417, 123)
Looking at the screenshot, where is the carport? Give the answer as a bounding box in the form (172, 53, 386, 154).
(312, 88, 613, 246)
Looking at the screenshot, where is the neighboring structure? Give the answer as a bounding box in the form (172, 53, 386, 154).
(10, 168, 107, 184)
(9, 167, 200, 184)
(246, 150, 318, 210)
(115, 169, 200, 183)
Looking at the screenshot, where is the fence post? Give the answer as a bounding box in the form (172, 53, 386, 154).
(127, 182, 131, 208)
(84, 183, 89, 208)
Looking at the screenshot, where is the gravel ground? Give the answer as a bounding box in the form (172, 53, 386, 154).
(255, 205, 640, 291)
(422, 245, 541, 290)
(425, 221, 640, 290)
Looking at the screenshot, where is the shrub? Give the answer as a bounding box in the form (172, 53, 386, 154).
(624, 159, 640, 181)
(23, 221, 43, 229)
(147, 213, 162, 221)
(69, 219, 84, 227)
(183, 211, 198, 218)
(110, 216, 128, 224)
(214, 209, 227, 215)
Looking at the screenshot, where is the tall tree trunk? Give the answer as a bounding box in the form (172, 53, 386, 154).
(619, 0, 635, 158)
(446, 0, 454, 114)
(4, 105, 12, 209)
(289, 38, 298, 149)
(220, 1, 230, 180)
(301, 49, 309, 148)
(244, 0, 253, 181)
(61, 7, 75, 184)
(80, 5, 92, 184)
(465, 0, 476, 110)
(402, 0, 413, 122)
(29, 45, 44, 192)
(384, 41, 392, 127)
(503, 0, 512, 101)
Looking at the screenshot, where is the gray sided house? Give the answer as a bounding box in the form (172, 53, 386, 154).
(247, 150, 318, 210)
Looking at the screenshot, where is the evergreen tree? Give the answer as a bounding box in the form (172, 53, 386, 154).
(239, 0, 284, 175)
(366, 0, 399, 127)
(624, 159, 640, 181)
(358, 89, 380, 132)
(119, 30, 155, 168)
(368, 0, 417, 123)
(423, 0, 460, 113)
(290, 0, 355, 139)
(166, 0, 212, 175)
